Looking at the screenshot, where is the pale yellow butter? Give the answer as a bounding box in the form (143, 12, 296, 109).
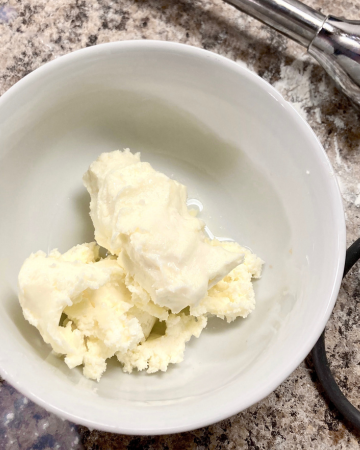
(18, 150, 263, 381)
(83, 150, 244, 314)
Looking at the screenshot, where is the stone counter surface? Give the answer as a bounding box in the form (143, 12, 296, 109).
(1, 0, 360, 449)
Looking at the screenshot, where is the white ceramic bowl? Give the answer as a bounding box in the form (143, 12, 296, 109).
(0, 40, 345, 434)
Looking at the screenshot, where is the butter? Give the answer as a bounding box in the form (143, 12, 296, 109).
(83, 150, 244, 314)
(18, 150, 263, 381)
(117, 313, 207, 374)
(18, 243, 155, 381)
(191, 240, 263, 323)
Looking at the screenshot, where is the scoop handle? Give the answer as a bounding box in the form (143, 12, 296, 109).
(224, 0, 360, 108)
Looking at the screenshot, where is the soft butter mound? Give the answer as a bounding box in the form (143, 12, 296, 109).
(18, 150, 263, 381)
(18, 243, 207, 381)
(83, 149, 244, 314)
(18, 240, 262, 381)
(18, 243, 151, 381)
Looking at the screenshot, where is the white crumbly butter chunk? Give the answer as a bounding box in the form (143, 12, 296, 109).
(117, 313, 207, 373)
(83, 150, 244, 314)
(18, 149, 263, 381)
(18, 243, 158, 381)
(191, 240, 263, 323)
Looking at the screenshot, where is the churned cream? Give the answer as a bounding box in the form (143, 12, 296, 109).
(83, 150, 244, 313)
(18, 150, 263, 381)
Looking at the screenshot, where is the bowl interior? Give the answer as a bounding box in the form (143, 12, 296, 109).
(0, 41, 345, 434)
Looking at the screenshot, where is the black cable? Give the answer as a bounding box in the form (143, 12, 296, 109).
(312, 238, 360, 429)
(344, 239, 360, 278)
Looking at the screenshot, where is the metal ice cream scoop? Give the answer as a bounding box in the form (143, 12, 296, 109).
(223, 0, 360, 108)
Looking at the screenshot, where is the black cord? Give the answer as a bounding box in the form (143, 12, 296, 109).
(312, 238, 360, 429)
(344, 239, 360, 278)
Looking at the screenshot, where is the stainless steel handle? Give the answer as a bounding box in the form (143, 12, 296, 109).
(309, 16, 360, 108)
(224, 0, 325, 47)
(224, 0, 360, 108)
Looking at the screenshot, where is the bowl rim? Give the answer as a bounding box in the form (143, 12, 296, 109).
(0, 39, 346, 435)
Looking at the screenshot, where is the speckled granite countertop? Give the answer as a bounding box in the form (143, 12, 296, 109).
(1, 0, 360, 449)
